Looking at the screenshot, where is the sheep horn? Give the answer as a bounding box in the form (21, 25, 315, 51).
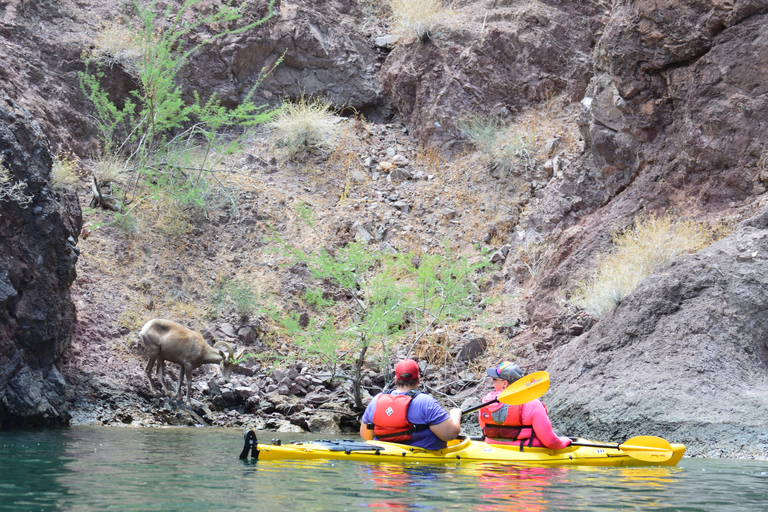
(214, 341, 234, 360)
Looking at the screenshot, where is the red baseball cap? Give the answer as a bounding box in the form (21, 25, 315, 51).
(395, 359, 420, 381)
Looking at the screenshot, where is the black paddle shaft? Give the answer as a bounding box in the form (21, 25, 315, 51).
(461, 398, 498, 416)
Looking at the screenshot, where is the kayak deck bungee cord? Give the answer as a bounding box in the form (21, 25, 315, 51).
(239, 431, 686, 467)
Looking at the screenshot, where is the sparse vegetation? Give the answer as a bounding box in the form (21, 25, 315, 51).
(90, 21, 144, 74)
(517, 237, 554, 281)
(50, 151, 82, 191)
(79, 0, 278, 215)
(460, 97, 581, 176)
(213, 277, 263, 321)
(571, 214, 710, 319)
(269, 96, 343, 161)
(0, 155, 33, 207)
(389, 0, 458, 41)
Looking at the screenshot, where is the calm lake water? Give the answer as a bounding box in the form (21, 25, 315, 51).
(1, 426, 766, 512)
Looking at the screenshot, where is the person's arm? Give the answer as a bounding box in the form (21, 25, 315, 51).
(429, 407, 462, 441)
(360, 422, 374, 440)
(527, 400, 571, 449)
(360, 400, 376, 440)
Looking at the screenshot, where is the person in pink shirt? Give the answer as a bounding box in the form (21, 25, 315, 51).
(479, 362, 571, 449)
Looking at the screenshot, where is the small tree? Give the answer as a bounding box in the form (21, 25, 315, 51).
(80, 0, 279, 212)
(273, 230, 491, 409)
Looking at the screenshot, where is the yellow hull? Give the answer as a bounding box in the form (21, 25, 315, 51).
(243, 433, 686, 467)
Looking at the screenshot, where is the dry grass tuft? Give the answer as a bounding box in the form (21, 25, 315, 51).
(89, 22, 144, 73)
(571, 213, 710, 319)
(460, 95, 581, 177)
(389, 0, 458, 41)
(270, 97, 343, 161)
(51, 151, 83, 191)
(0, 155, 34, 207)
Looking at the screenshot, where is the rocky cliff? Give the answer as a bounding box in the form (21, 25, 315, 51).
(0, 0, 767, 457)
(0, 93, 82, 426)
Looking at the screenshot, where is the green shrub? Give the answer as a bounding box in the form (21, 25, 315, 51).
(269, 96, 342, 161)
(79, 0, 278, 212)
(571, 214, 710, 318)
(213, 277, 262, 321)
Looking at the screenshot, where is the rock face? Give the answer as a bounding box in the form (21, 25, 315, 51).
(0, 93, 82, 427)
(545, 208, 768, 458)
(520, 4, 768, 330)
(380, 0, 608, 145)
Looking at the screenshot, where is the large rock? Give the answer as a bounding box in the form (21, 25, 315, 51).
(545, 207, 768, 458)
(182, 0, 384, 112)
(0, 92, 82, 427)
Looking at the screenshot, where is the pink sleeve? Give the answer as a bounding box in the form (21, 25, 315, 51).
(523, 400, 571, 450)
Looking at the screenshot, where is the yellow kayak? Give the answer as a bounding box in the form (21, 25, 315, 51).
(239, 431, 686, 467)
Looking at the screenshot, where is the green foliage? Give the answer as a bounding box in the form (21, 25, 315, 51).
(272, 236, 491, 408)
(294, 200, 317, 228)
(109, 211, 139, 236)
(213, 277, 262, 321)
(79, 0, 278, 212)
(571, 213, 710, 319)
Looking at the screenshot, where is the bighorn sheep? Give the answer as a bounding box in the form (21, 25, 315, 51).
(139, 319, 243, 404)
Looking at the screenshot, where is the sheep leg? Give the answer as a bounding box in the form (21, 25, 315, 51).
(174, 363, 185, 400)
(156, 359, 172, 396)
(181, 365, 194, 405)
(145, 355, 159, 394)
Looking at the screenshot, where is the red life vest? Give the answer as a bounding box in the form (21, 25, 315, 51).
(479, 402, 535, 441)
(369, 390, 423, 442)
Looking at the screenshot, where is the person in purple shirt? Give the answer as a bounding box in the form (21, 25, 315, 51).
(360, 359, 462, 450)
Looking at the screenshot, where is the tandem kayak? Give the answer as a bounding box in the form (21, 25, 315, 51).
(239, 431, 686, 467)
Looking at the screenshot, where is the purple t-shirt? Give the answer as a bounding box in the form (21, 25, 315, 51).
(362, 390, 450, 450)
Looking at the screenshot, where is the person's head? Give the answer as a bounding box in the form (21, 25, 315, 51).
(486, 361, 523, 391)
(394, 359, 420, 389)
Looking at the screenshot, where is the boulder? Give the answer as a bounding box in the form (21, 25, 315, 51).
(546, 207, 768, 457)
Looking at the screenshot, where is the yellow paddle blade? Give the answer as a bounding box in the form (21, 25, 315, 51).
(619, 436, 674, 462)
(498, 371, 550, 405)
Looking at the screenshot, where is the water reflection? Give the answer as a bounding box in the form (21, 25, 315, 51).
(357, 462, 571, 512)
(2, 428, 766, 512)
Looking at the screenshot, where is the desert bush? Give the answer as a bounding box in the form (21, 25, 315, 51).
(460, 97, 581, 177)
(389, 0, 457, 41)
(272, 233, 491, 408)
(0, 155, 33, 207)
(459, 115, 505, 156)
(269, 96, 342, 161)
(51, 151, 82, 191)
(213, 277, 262, 321)
(90, 22, 144, 74)
(517, 237, 553, 281)
(571, 214, 710, 319)
(80, 0, 278, 212)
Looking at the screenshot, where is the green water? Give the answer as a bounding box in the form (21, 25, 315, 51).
(1, 426, 766, 511)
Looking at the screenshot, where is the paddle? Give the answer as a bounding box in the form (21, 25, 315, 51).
(461, 371, 550, 415)
(568, 435, 674, 462)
